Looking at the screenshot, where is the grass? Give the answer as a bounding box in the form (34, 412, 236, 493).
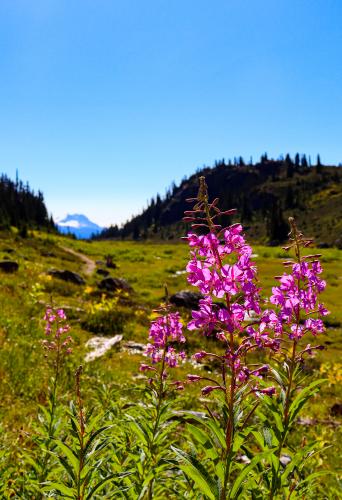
(0, 230, 341, 492)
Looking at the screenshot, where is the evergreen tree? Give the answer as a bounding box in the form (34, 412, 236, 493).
(301, 154, 308, 168)
(267, 199, 288, 243)
(285, 154, 294, 178)
(316, 154, 323, 174)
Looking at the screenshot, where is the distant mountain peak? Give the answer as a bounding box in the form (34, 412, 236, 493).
(57, 213, 103, 239)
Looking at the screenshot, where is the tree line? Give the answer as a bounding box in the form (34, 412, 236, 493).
(0, 173, 54, 233)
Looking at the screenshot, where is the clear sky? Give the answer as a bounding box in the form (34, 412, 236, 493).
(0, 0, 341, 226)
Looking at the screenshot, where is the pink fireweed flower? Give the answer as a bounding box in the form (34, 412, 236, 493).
(188, 297, 217, 333)
(149, 311, 185, 346)
(43, 306, 73, 355)
(139, 364, 157, 372)
(183, 178, 274, 394)
(187, 374, 202, 382)
(143, 311, 186, 368)
(193, 350, 208, 361)
(252, 220, 329, 351)
(254, 386, 276, 397)
(201, 385, 224, 396)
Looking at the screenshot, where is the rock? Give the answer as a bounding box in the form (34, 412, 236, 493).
(98, 277, 132, 292)
(280, 455, 291, 466)
(41, 250, 56, 257)
(96, 268, 110, 277)
(105, 256, 117, 269)
(236, 454, 251, 464)
(317, 242, 330, 249)
(297, 417, 315, 426)
(95, 260, 105, 266)
(123, 341, 145, 353)
(330, 403, 342, 416)
(48, 269, 85, 285)
(244, 311, 258, 322)
(0, 260, 19, 273)
(85, 335, 123, 362)
(170, 290, 203, 309)
(3, 248, 15, 254)
(335, 238, 342, 250)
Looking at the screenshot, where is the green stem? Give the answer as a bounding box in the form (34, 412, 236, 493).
(38, 329, 62, 491)
(270, 220, 302, 499)
(75, 366, 85, 500)
(221, 344, 236, 500)
(147, 346, 167, 500)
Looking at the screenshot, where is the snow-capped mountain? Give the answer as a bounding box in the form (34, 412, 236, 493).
(56, 214, 103, 239)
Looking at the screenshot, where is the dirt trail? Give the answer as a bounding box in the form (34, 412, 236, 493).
(60, 245, 96, 276)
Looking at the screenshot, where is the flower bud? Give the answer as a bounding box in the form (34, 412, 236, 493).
(187, 374, 202, 382)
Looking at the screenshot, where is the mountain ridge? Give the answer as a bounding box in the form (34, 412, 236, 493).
(96, 155, 342, 246)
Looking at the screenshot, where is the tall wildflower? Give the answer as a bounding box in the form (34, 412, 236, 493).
(42, 305, 72, 435)
(135, 298, 186, 498)
(249, 218, 328, 349)
(37, 306, 72, 489)
(253, 219, 330, 498)
(181, 177, 275, 498)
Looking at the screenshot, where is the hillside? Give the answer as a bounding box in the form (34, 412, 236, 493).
(98, 155, 342, 246)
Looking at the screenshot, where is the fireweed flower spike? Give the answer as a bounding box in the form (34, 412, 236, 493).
(181, 177, 276, 499)
(136, 297, 186, 497)
(257, 219, 331, 499)
(250, 218, 329, 357)
(142, 310, 186, 370)
(43, 306, 73, 355)
(38, 306, 73, 484)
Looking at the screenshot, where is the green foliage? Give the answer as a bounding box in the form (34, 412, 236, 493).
(81, 296, 131, 335)
(0, 231, 341, 497)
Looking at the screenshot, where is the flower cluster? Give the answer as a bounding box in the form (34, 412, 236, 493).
(43, 307, 72, 354)
(141, 311, 186, 369)
(247, 222, 329, 351)
(182, 178, 275, 394)
(187, 225, 260, 311)
(186, 226, 264, 341)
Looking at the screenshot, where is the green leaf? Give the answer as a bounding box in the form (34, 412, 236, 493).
(289, 379, 327, 423)
(83, 425, 112, 456)
(55, 440, 79, 473)
(85, 472, 132, 500)
(262, 427, 273, 448)
(230, 451, 270, 498)
(58, 454, 76, 481)
(297, 470, 335, 487)
(172, 446, 218, 500)
(41, 481, 74, 497)
(128, 419, 150, 447)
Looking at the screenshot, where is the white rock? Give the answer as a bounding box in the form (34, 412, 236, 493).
(85, 335, 123, 362)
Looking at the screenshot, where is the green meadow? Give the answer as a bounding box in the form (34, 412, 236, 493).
(0, 230, 341, 495)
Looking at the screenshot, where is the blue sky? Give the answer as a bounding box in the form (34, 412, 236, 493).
(0, 0, 341, 226)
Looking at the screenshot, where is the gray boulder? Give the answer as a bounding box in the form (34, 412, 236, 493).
(170, 290, 203, 309)
(0, 260, 19, 273)
(96, 268, 110, 277)
(98, 277, 132, 292)
(48, 269, 85, 285)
